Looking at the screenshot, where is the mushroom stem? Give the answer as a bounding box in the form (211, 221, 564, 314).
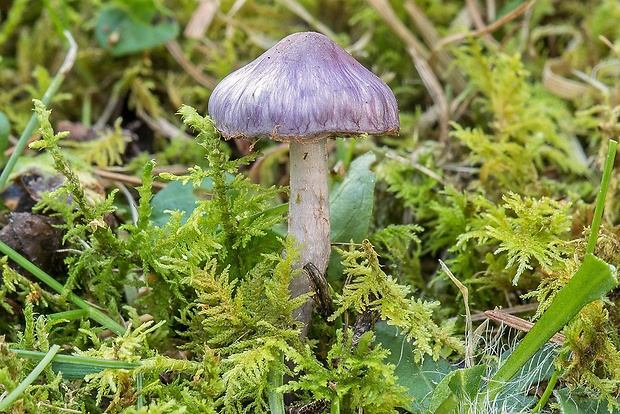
(288, 139, 331, 329)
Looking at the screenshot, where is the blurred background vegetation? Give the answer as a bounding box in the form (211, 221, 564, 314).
(2, 0, 620, 411)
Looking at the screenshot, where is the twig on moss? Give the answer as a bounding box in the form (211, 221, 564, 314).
(94, 168, 167, 190)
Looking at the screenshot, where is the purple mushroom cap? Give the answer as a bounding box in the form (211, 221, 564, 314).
(208, 31, 400, 142)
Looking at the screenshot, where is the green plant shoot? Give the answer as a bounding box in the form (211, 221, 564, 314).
(487, 139, 618, 400)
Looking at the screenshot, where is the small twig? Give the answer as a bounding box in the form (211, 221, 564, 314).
(94, 168, 167, 190)
(599, 35, 620, 62)
(346, 28, 374, 55)
(303, 262, 335, 324)
(570, 68, 609, 94)
(59, 30, 78, 75)
(94, 93, 123, 130)
(403, 0, 463, 79)
(416, 87, 474, 138)
(218, 0, 247, 40)
(435, 0, 538, 51)
(136, 108, 194, 140)
(407, 46, 450, 144)
(287, 399, 330, 414)
(486, 0, 496, 21)
(114, 181, 139, 226)
(275, 0, 338, 40)
(56, 248, 85, 255)
(471, 302, 539, 321)
(37, 402, 81, 413)
(484, 310, 566, 345)
(184, 0, 219, 39)
(591, 59, 620, 82)
(75, 237, 91, 250)
(165, 40, 218, 89)
(4, 135, 38, 157)
(366, 0, 430, 60)
(467, 0, 487, 32)
(248, 142, 289, 183)
(519, 1, 534, 53)
(440, 260, 473, 367)
(342, 273, 353, 347)
(152, 165, 194, 175)
(466, 0, 499, 46)
(442, 164, 479, 174)
(384, 152, 447, 186)
(330, 242, 363, 247)
(542, 59, 590, 100)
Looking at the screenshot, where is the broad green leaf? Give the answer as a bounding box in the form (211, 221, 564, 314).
(329, 151, 376, 243)
(95, 5, 179, 56)
(429, 365, 485, 413)
(328, 151, 376, 280)
(150, 174, 283, 232)
(494, 347, 554, 411)
(150, 179, 216, 227)
(449, 365, 485, 402)
(428, 347, 551, 413)
(374, 322, 453, 411)
(428, 369, 459, 413)
(554, 388, 620, 414)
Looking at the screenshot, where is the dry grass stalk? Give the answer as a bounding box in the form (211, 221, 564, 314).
(184, 0, 219, 39)
(485, 310, 566, 345)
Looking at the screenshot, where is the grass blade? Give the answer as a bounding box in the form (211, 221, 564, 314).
(0, 240, 126, 335)
(0, 344, 61, 410)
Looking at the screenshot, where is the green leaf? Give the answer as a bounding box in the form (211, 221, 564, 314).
(488, 253, 617, 398)
(448, 365, 485, 403)
(374, 322, 453, 411)
(429, 365, 485, 413)
(328, 151, 376, 280)
(10, 348, 142, 380)
(554, 388, 620, 414)
(0, 111, 9, 166)
(0, 345, 61, 411)
(95, 5, 179, 56)
(0, 111, 8, 133)
(329, 151, 376, 243)
(150, 179, 213, 227)
(150, 176, 234, 227)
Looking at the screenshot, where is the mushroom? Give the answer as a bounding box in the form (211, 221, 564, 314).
(208, 31, 399, 329)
